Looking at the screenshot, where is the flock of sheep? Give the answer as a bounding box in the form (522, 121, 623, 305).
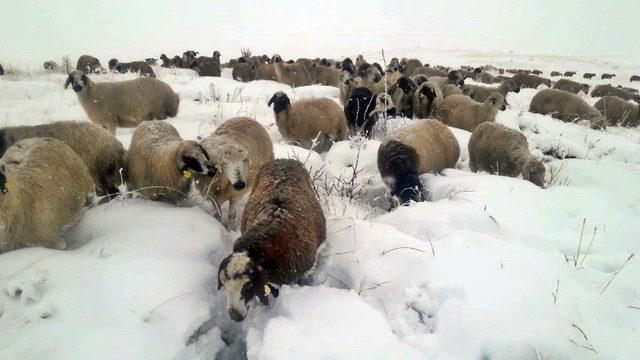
(0, 50, 638, 322)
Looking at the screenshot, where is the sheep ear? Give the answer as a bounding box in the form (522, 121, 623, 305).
(267, 94, 275, 107)
(181, 155, 203, 173)
(217, 255, 232, 290)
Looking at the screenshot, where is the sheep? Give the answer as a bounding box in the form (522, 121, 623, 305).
(601, 73, 616, 79)
(43, 61, 58, 71)
(462, 79, 520, 102)
(255, 61, 278, 81)
(512, 73, 552, 89)
(591, 84, 640, 102)
(412, 66, 447, 77)
(268, 91, 348, 149)
(468, 122, 545, 187)
(385, 65, 402, 88)
(344, 88, 395, 138)
(341, 58, 356, 75)
(583, 73, 596, 79)
(428, 70, 465, 88)
(172, 55, 184, 68)
(413, 82, 443, 119)
(355, 63, 385, 94)
(309, 63, 340, 86)
(64, 70, 180, 133)
(532, 70, 543, 75)
(476, 72, 497, 84)
(127, 121, 215, 204)
(402, 59, 423, 76)
(389, 76, 417, 117)
(377, 119, 459, 205)
(0, 121, 125, 198)
(491, 75, 513, 84)
(550, 71, 562, 77)
(355, 54, 366, 69)
(529, 88, 606, 129)
(0, 138, 94, 254)
(617, 85, 639, 94)
(564, 71, 576, 77)
(273, 61, 313, 87)
(552, 79, 590, 94)
(441, 84, 464, 98)
(196, 117, 274, 230)
(338, 70, 356, 106)
(160, 54, 175, 67)
(437, 93, 507, 132)
(145, 58, 157, 66)
(108, 59, 156, 78)
(181, 50, 199, 67)
(217, 158, 325, 322)
(594, 96, 639, 127)
(232, 59, 256, 82)
(76, 55, 103, 73)
(296, 58, 316, 73)
(631, 75, 640, 82)
(188, 57, 221, 77)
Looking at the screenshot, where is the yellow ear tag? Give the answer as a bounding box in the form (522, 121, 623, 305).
(264, 284, 271, 296)
(182, 170, 192, 178)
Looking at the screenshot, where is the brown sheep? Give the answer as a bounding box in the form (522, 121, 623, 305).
(310, 63, 340, 86)
(268, 92, 347, 150)
(108, 59, 156, 78)
(389, 76, 417, 117)
(0, 121, 125, 198)
(441, 84, 464, 98)
(438, 93, 507, 132)
(583, 73, 596, 79)
(127, 121, 215, 204)
(564, 71, 576, 77)
(476, 72, 497, 84)
(232, 58, 256, 82)
(512, 73, 552, 88)
(530, 89, 606, 129)
(468, 122, 545, 187)
(377, 119, 460, 205)
(196, 117, 274, 230)
(402, 59, 423, 76)
(550, 71, 562, 77)
(296, 58, 316, 73)
(412, 66, 447, 78)
(601, 73, 616, 79)
(413, 82, 444, 119)
(594, 96, 639, 127)
(356, 63, 386, 95)
(76, 55, 103, 73)
(618, 86, 639, 94)
(591, 84, 640, 102)
(64, 70, 180, 133)
(462, 79, 520, 102)
(43, 61, 58, 71)
(273, 61, 313, 87)
(631, 75, 640, 82)
(532, 70, 543, 75)
(428, 70, 465, 88)
(0, 138, 94, 254)
(217, 158, 326, 322)
(553, 79, 590, 94)
(255, 63, 278, 81)
(189, 52, 222, 77)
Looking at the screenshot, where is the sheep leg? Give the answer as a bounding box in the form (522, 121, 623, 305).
(227, 198, 238, 231)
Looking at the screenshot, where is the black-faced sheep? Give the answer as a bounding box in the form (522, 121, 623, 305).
(532, 70, 543, 75)
(552, 79, 590, 94)
(196, 117, 274, 230)
(108, 59, 156, 78)
(512, 73, 552, 89)
(355, 63, 385, 95)
(217, 158, 326, 322)
(341, 58, 356, 75)
(438, 93, 507, 132)
(43, 61, 58, 71)
(594, 96, 639, 127)
(64, 70, 180, 133)
(127, 121, 215, 204)
(273, 61, 312, 87)
(0, 138, 94, 254)
(268, 92, 348, 149)
(591, 84, 640, 102)
(181, 51, 199, 68)
(377, 119, 459, 205)
(550, 71, 562, 77)
(76, 55, 103, 73)
(583, 73, 596, 79)
(462, 79, 520, 102)
(413, 82, 443, 119)
(145, 58, 157, 66)
(631, 75, 640, 82)
(564, 71, 576, 77)
(344, 87, 396, 138)
(389, 76, 417, 117)
(428, 70, 465, 89)
(530, 88, 606, 129)
(0, 121, 125, 198)
(601, 73, 616, 79)
(468, 122, 545, 187)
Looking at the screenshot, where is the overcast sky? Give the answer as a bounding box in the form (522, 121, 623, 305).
(1, 0, 638, 66)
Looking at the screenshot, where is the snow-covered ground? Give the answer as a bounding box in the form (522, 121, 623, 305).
(1, 51, 639, 359)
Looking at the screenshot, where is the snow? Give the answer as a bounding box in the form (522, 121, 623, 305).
(1, 51, 640, 359)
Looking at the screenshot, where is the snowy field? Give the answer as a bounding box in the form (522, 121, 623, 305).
(1, 50, 639, 359)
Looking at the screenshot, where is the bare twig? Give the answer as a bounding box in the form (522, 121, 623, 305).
(575, 218, 587, 267)
(326, 274, 350, 290)
(381, 247, 426, 255)
(579, 225, 599, 266)
(600, 253, 635, 295)
(551, 278, 560, 304)
(426, 231, 435, 256)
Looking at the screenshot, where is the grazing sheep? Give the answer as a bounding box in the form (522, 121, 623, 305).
(583, 73, 596, 79)
(630, 75, 640, 82)
(377, 119, 459, 205)
(108, 59, 156, 78)
(476, 72, 497, 84)
(344, 88, 395, 137)
(232, 59, 256, 82)
(64, 70, 180, 133)
(491, 75, 513, 84)
(617, 85, 639, 94)
(145, 58, 157, 66)
(530, 88, 606, 129)
(273, 61, 313, 87)
(462, 79, 520, 102)
(550, 71, 562, 77)
(428, 70, 465, 88)
(552, 79, 590, 94)
(196, 117, 274, 230)
(468, 122, 545, 187)
(601, 73, 616, 79)
(76, 55, 103, 73)
(338, 70, 356, 106)
(402, 59, 423, 76)
(0, 138, 94, 254)
(43, 61, 58, 71)
(389, 76, 417, 117)
(356, 63, 385, 94)
(591, 84, 640, 102)
(413, 82, 443, 119)
(127, 121, 215, 204)
(310, 63, 340, 86)
(268, 91, 348, 149)
(564, 71, 576, 77)
(438, 93, 507, 132)
(532, 70, 543, 75)
(512, 73, 552, 88)
(594, 96, 639, 127)
(217, 158, 325, 322)
(0, 121, 125, 198)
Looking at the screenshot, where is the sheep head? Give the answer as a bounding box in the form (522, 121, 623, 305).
(64, 70, 89, 93)
(522, 158, 546, 188)
(212, 143, 250, 190)
(176, 141, 215, 177)
(267, 91, 290, 113)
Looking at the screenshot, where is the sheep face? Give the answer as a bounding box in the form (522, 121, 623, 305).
(177, 141, 216, 177)
(370, 93, 396, 119)
(271, 54, 282, 64)
(267, 92, 291, 114)
(448, 70, 465, 86)
(339, 70, 353, 86)
(522, 159, 546, 188)
(108, 58, 119, 70)
(64, 71, 89, 93)
(358, 64, 382, 83)
(581, 84, 590, 94)
(488, 93, 507, 111)
(214, 143, 251, 190)
(218, 252, 269, 322)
